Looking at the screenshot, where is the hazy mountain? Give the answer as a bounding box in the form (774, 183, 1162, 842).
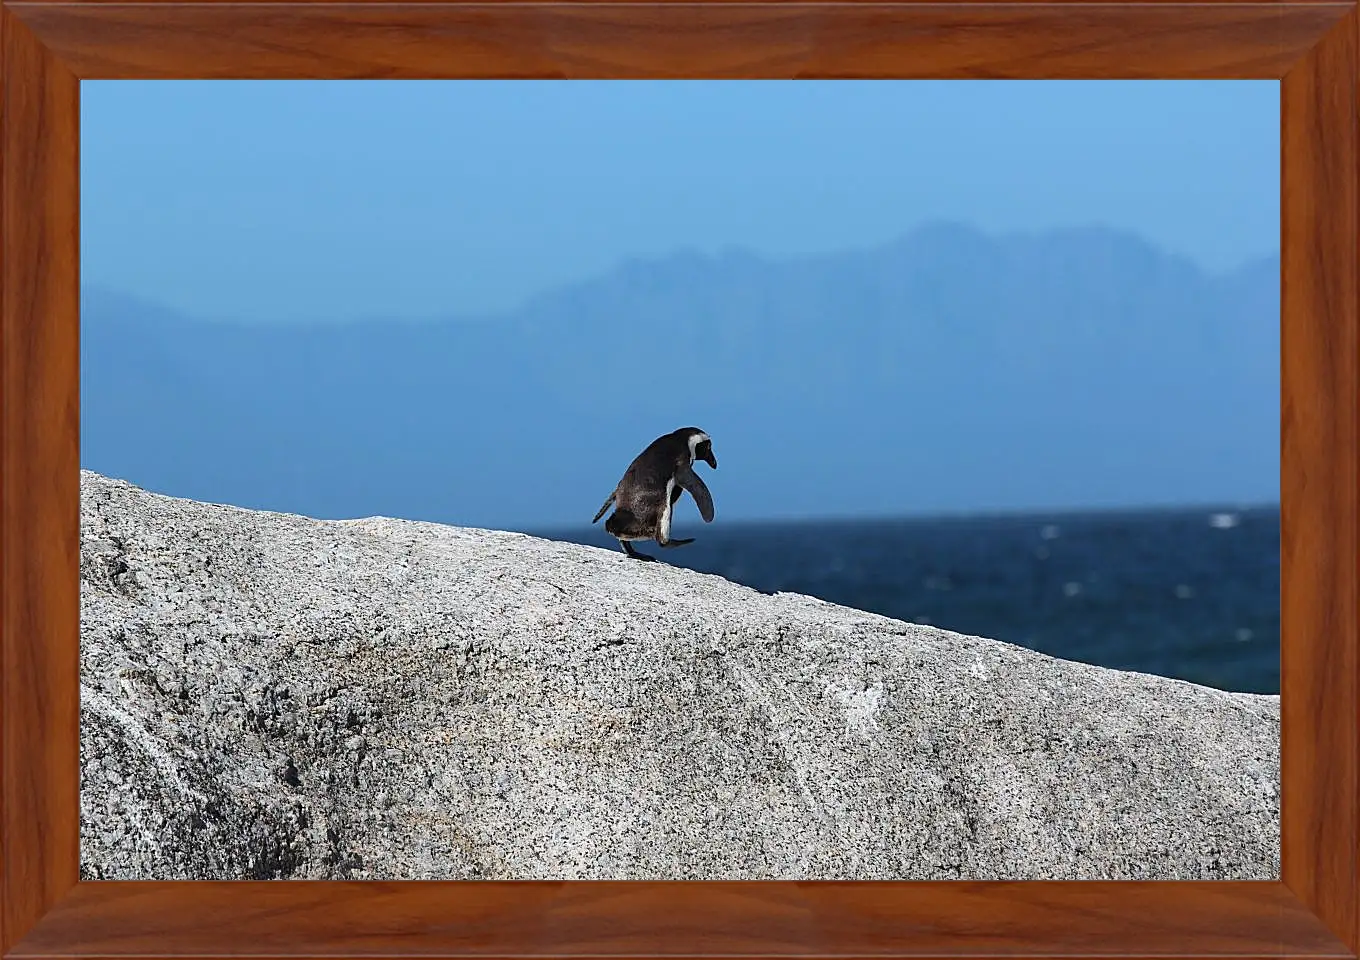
(81, 221, 1279, 530)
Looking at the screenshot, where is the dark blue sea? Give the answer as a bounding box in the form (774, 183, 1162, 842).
(535, 506, 1281, 695)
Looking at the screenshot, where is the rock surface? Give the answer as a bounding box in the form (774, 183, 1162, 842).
(79, 471, 1280, 880)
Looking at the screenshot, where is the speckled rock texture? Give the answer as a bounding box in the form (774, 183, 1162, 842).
(79, 470, 1280, 880)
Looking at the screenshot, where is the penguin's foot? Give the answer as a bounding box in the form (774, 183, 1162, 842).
(657, 538, 695, 549)
(622, 541, 657, 562)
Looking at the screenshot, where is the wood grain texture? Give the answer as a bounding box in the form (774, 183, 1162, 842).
(7, 881, 1356, 958)
(4, 2, 1349, 79)
(1, 0, 1347, 5)
(0, 0, 1356, 958)
(1282, 7, 1360, 954)
(0, 5, 80, 956)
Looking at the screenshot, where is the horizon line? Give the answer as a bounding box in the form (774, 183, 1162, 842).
(523, 498, 1282, 535)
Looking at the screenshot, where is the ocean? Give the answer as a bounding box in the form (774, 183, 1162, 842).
(535, 505, 1281, 695)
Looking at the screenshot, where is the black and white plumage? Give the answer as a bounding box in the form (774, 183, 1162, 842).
(591, 427, 718, 562)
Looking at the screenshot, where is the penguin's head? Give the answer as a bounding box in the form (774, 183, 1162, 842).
(683, 429, 717, 470)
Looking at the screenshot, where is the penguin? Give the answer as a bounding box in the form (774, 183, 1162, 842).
(591, 427, 717, 562)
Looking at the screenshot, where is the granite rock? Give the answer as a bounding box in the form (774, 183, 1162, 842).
(79, 471, 1280, 880)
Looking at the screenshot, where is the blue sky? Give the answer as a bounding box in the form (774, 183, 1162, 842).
(79, 81, 1281, 521)
(81, 81, 1279, 324)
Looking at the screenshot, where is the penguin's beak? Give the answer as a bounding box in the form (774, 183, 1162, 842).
(703, 450, 717, 469)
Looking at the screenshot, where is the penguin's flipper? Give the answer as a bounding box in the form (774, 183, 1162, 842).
(657, 537, 694, 549)
(591, 491, 616, 524)
(676, 463, 715, 523)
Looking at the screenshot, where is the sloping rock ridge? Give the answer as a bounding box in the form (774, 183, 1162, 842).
(79, 471, 1280, 880)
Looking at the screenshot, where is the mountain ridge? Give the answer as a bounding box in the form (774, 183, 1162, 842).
(81, 220, 1280, 529)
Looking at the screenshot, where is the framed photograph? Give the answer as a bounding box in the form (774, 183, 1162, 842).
(2, 2, 1356, 959)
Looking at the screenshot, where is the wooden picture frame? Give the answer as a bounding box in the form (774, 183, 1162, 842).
(2, 3, 1354, 957)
